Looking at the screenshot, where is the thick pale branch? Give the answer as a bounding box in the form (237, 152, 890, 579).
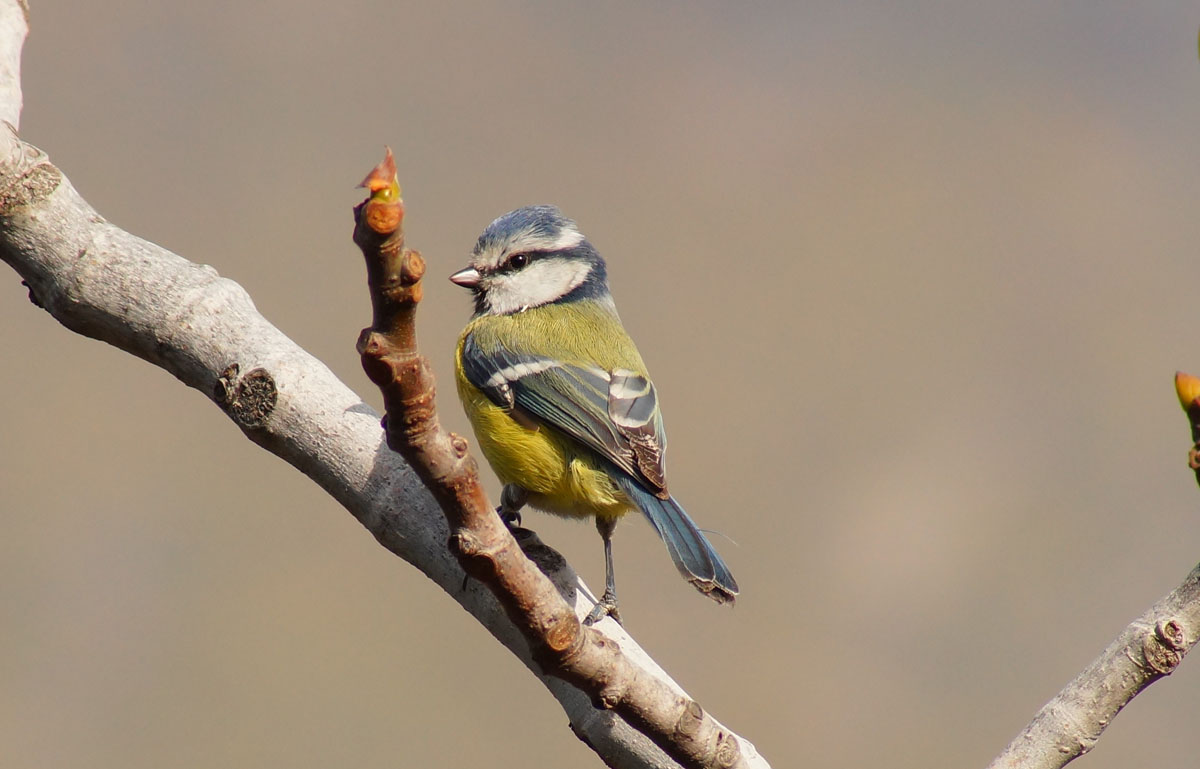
(988, 563, 1200, 769)
(351, 154, 750, 769)
(988, 382, 1200, 768)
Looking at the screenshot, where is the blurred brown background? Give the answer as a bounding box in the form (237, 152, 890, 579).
(3, 2, 1199, 767)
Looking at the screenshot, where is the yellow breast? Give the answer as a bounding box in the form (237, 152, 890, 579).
(454, 353, 632, 521)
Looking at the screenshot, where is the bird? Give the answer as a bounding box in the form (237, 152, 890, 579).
(450, 205, 738, 624)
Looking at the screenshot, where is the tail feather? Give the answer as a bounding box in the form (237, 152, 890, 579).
(614, 476, 739, 604)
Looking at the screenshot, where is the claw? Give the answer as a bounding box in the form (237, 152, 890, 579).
(497, 506, 522, 528)
(497, 484, 527, 529)
(584, 589, 622, 626)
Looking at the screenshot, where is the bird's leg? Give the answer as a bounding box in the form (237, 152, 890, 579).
(584, 516, 622, 626)
(497, 484, 527, 528)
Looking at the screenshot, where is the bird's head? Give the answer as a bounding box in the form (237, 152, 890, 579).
(450, 205, 610, 316)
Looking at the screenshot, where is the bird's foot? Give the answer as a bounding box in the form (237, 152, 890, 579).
(583, 590, 622, 626)
(496, 505, 522, 528)
(497, 485, 527, 529)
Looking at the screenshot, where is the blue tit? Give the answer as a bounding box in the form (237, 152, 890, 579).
(450, 205, 738, 624)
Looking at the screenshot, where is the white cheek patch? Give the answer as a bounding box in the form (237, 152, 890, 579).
(484, 258, 593, 315)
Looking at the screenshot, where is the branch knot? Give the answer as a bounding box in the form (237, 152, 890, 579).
(1142, 624, 1184, 675)
(1155, 618, 1187, 651)
(214, 363, 278, 429)
(450, 528, 504, 581)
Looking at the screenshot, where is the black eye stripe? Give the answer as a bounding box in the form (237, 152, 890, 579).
(500, 250, 553, 272)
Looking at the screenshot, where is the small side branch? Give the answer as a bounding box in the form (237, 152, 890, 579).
(988, 373, 1200, 769)
(987, 565, 1200, 769)
(351, 151, 752, 769)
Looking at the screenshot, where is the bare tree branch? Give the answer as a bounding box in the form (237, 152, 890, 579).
(988, 374, 1200, 768)
(0, 4, 767, 767)
(987, 564, 1199, 769)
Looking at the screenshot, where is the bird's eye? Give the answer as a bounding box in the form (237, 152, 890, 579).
(509, 253, 529, 269)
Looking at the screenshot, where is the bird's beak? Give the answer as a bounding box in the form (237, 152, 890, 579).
(449, 267, 481, 288)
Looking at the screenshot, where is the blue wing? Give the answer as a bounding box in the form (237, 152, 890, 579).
(461, 330, 739, 602)
(460, 332, 668, 495)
